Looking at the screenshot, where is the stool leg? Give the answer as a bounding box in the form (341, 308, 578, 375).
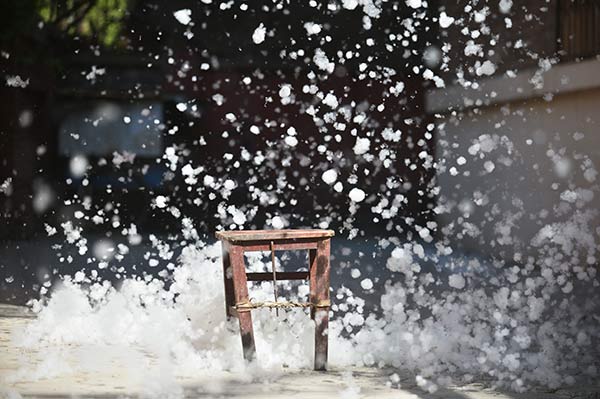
(309, 249, 317, 320)
(313, 238, 331, 371)
(230, 245, 256, 362)
(221, 241, 235, 318)
(314, 308, 329, 371)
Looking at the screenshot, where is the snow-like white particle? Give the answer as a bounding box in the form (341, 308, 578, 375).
(484, 161, 495, 173)
(381, 128, 401, 142)
(279, 84, 291, 98)
(252, 23, 266, 44)
(313, 49, 335, 73)
(418, 228, 432, 242)
(390, 81, 405, 96)
(387, 247, 414, 273)
(321, 169, 338, 185)
(173, 9, 192, 25)
(476, 60, 496, 76)
(44, 223, 57, 236)
(322, 93, 339, 109)
(112, 151, 135, 168)
(223, 179, 235, 190)
(304, 22, 322, 35)
(284, 136, 298, 147)
(73, 271, 85, 283)
(0, 177, 11, 195)
(203, 175, 215, 187)
(406, 0, 422, 9)
(93, 239, 114, 261)
(499, 0, 513, 13)
(361, 278, 373, 290)
(341, 0, 358, 10)
(212, 93, 225, 106)
(353, 137, 370, 155)
(560, 190, 578, 203)
(349, 188, 366, 203)
(6, 75, 29, 88)
(439, 12, 455, 28)
(449, 274, 466, 289)
(155, 195, 168, 208)
(271, 216, 285, 229)
(69, 155, 88, 178)
(464, 41, 483, 57)
(562, 282, 573, 294)
(228, 206, 246, 225)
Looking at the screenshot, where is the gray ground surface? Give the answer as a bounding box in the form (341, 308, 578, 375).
(1, 305, 599, 399)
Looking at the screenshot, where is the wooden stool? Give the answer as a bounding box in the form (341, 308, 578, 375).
(216, 229, 334, 370)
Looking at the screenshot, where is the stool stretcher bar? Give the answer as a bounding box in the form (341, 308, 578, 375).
(245, 271, 309, 281)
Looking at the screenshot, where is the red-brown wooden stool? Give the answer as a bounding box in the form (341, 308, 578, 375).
(216, 229, 334, 371)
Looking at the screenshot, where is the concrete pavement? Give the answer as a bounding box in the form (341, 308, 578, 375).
(1, 305, 599, 399)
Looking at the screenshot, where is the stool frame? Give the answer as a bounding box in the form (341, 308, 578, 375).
(216, 229, 334, 371)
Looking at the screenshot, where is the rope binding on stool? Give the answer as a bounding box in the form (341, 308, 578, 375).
(233, 299, 331, 312)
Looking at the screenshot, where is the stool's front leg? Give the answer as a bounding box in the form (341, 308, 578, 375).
(221, 241, 235, 318)
(230, 244, 256, 362)
(313, 238, 331, 371)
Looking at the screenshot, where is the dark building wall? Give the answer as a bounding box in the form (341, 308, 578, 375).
(2, 0, 435, 241)
(438, 0, 559, 82)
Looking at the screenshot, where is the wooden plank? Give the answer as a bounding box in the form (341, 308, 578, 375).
(246, 271, 309, 281)
(313, 238, 331, 371)
(216, 229, 334, 242)
(240, 239, 319, 252)
(229, 244, 256, 361)
(221, 241, 236, 318)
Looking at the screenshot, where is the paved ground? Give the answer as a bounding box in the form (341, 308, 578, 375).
(1, 305, 599, 399)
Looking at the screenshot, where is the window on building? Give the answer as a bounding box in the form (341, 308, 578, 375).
(558, 0, 600, 61)
(59, 101, 163, 157)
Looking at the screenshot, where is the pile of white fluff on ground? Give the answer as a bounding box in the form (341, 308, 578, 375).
(353, 211, 600, 393)
(12, 243, 356, 397)
(11, 214, 600, 397)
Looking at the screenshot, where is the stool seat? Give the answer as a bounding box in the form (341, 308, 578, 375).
(216, 229, 334, 242)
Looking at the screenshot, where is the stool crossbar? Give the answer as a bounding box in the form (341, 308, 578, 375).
(216, 229, 334, 371)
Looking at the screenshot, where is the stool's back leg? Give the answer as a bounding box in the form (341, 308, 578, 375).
(221, 241, 235, 318)
(230, 244, 257, 362)
(309, 248, 317, 320)
(313, 238, 331, 371)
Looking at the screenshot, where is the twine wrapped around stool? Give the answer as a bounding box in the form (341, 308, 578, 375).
(234, 299, 331, 312)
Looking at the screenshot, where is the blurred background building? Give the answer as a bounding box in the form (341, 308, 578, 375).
(429, 0, 600, 259)
(0, 0, 432, 303)
(0, 0, 599, 303)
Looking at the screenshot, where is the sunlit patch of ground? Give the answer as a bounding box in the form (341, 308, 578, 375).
(1, 305, 598, 399)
